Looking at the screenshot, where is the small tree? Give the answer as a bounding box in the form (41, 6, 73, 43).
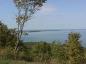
(65, 32, 85, 64)
(13, 0, 47, 54)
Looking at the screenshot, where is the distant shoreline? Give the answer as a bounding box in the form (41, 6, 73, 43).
(23, 29, 86, 33)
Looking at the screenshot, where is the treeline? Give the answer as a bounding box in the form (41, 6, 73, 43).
(0, 21, 86, 64)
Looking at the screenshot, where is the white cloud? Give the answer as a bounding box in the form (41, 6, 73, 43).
(39, 4, 57, 15)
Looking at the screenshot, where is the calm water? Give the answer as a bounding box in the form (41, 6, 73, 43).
(22, 29, 86, 46)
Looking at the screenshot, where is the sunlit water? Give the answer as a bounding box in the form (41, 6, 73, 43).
(22, 29, 86, 46)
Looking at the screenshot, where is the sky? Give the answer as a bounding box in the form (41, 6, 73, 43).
(0, 0, 86, 30)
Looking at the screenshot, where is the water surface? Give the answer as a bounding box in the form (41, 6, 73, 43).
(22, 29, 86, 46)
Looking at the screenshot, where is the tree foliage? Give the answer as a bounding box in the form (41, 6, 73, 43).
(13, 0, 47, 54)
(65, 32, 85, 64)
(0, 21, 17, 48)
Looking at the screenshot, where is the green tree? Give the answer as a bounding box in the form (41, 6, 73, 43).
(0, 21, 17, 48)
(0, 21, 8, 47)
(0, 21, 17, 59)
(0, 21, 26, 59)
(65, 32, 85, 64)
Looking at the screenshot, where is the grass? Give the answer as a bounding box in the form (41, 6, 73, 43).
(0, 60, 44, 64)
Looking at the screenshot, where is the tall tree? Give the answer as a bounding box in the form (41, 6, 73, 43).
(13, 0, 47, 54)
(65, 32, 85, 64)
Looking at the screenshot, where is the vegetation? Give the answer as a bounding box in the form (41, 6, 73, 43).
(64, 32, 85, 64)
(1, 0, 86, 64)
(0, 21, 86, 64)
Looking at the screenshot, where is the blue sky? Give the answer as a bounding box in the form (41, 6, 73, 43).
(0, 0, 86, 30)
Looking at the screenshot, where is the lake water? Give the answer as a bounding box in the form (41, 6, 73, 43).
(22, 29, 86, 46)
